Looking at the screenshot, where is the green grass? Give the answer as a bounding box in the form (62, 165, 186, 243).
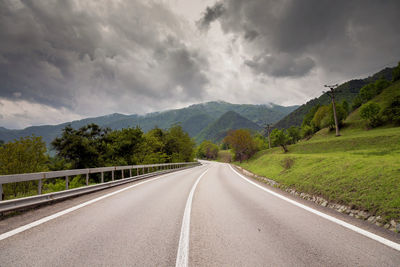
(236, 82, 400, 222)
(238, 127, 400, 222)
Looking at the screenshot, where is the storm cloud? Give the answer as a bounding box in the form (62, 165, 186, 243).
(200, 0, 400, 78)
(0, 0, 209, 112)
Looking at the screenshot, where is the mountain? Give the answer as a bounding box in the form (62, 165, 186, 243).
(195, 111, 262, 143)
(0, 101, 297, 146)
(274, 67, 395, 129)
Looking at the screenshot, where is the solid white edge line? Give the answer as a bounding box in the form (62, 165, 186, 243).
(176, 168, 209, 267)
(0, 167, 200, 242)
(228, 164, 400, 252)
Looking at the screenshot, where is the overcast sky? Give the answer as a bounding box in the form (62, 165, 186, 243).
(1, 0, 400, 129)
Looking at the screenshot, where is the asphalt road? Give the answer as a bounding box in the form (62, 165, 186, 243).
(1, 162, 399, 266)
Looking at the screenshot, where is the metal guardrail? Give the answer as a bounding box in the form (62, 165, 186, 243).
(0, 162, 200, 212)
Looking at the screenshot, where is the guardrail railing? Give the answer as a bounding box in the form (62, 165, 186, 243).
(0, 162, 199, 202)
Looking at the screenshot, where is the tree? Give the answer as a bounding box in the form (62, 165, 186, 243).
(311, 105, 330, 131)
(382, 95, 400, 125)
(197, 140, 219, 160)
(51, 124, 110, 168)
(302, 104, 321, 128)
(164, 125, 195, 162)
(0, 136, 48, 198)
(223, 129, 257, 163)
(287, 126, 301, 144)
(360, 102, 381, 128)
(270, 129, 290, 153)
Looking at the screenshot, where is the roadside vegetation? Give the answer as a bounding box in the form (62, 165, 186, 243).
(232, 64, 400, 223)
(0, 125, 195, 200)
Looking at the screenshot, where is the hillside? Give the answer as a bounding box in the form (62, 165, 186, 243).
(195, 111, 262, 143)
(0, 101, 297, 146)
(235, 81, 400, 224)
(274, 67, 394, 129)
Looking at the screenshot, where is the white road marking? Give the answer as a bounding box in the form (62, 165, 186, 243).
(176, 168, 209, 267)
(0, 167, 200, 241)
(228, 164, 400, 252)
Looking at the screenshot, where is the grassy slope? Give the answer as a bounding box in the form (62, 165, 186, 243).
(237, 81, 400, 222)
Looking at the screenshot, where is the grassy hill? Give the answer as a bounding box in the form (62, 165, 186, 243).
(0, 101, 297, 147)
(235, 81, 400, 223)
(274, 67, 394, 129)
(195, 111, 262, 143)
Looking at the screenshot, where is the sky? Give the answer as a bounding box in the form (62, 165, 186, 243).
(1, 0, 400, 129)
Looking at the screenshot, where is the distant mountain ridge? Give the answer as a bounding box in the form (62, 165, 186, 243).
(274, 67, 395, 129)
(195, 111, 262, 143)
(0, 101, 298, 146)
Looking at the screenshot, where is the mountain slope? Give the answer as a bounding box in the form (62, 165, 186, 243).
(195, 111, 262, 143)
(274, 67, 394, 129)
(0, 101, 296, 146)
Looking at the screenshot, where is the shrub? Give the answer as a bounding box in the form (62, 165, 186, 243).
(360, 102, 382, 128)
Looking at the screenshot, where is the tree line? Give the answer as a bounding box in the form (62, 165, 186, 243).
(0, 124, 195, 199)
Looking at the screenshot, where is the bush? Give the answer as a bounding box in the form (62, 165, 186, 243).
(301, 125, 314, 139)
(360, 103, 382, 128)
(382, 96, 400, 125)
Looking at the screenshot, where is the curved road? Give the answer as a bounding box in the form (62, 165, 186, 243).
(0, 162, 399, 266)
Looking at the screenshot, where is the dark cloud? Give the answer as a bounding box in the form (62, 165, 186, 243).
(200, 0, 400, 78)
(197, 2, 225, 30)
(245, 54, 315, 77)
(0, 0, 209, 111)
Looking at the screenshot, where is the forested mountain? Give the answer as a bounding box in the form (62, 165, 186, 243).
(274, 67, 394, 129)
(0, 101, 297, 146)
(195, 111, 262, 143)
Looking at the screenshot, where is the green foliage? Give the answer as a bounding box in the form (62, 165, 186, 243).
(287, 126, 301, 144)
(392, 61, 400, 82)
(360, 103, 381, 128)
(352, 78, 391, 110)
(302, 104, 320, 128)
(270, 129, 290, 153)
(341, 100, 350, 115)
(223, 129, 258, 162)
(238, 127, 400, 222)
(301, 125, 313, 139)
(197, 140, 219, 160)
(382, 96, 400, 125)
(0, 136, 48, 198)
(310, 106, 330, 130)
(164, 125, 195, 162)
(51, 124, 110, 169)
(276, 66, 395, 129)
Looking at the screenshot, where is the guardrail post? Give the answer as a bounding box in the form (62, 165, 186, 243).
(38, 179, 42, 195)
(101, 172, 104, 183)
(65, 176, 69, 190)
(86, 173, 89, 186)
(0, 184, 3, 201)
(121, 170, 124, 179)
(112, 170, 114, 181)
(129, 169, 132, 177)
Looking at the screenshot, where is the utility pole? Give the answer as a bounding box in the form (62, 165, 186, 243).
(324, 84, 341, 137)
(264, 123, 272, 148)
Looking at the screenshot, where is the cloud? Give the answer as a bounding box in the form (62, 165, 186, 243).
(197, 2, 225, 30)
(0, 0, 209, 114)
(200, 0, 400, 78)
(245, 53, 315, 77)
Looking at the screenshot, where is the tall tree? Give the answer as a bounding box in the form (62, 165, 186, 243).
(223, 129, 257, 163)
